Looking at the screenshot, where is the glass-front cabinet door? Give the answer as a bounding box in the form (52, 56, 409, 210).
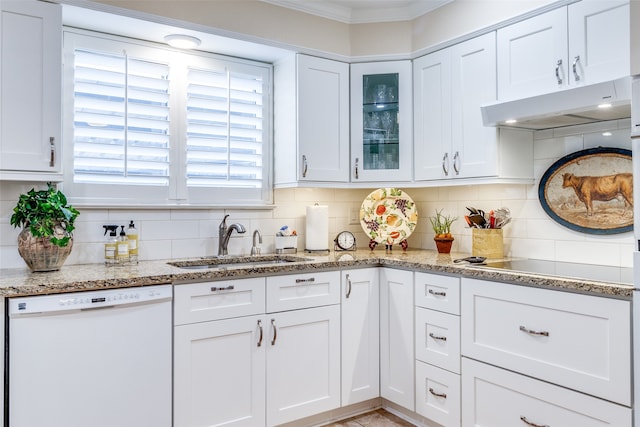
(351, 61, 412, 182)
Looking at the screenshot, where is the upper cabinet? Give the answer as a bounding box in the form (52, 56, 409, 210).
(0, 0, 62, 181)
(414, 32, 532, 183)
(274, 54, 350, 186)
(350, 61, 412, 182)
(497, 1, 630, 101)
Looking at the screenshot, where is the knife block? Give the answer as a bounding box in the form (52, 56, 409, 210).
(472, 228, 504, 258)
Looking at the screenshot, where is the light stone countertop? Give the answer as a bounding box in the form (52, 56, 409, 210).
(0, 249, 633, 299)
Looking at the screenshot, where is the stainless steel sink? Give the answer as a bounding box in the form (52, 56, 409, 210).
(168, 255, 311, 270)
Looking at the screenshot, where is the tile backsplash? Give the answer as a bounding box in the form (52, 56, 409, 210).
(1, 121, 634, 269)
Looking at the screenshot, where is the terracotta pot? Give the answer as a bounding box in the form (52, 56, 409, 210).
(17, 226, 73, 272)
(434, 236, 454, 254)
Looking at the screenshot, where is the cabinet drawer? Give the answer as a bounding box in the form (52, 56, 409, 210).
(461, 278, 631, 406)
(415, 308, 460, 374)
(174, 278, 266, 325)
(415, 272, 459, 315)
(266, 271, 340, 312)
(415, 361, 460, 427)
(462, 358, 631, 427)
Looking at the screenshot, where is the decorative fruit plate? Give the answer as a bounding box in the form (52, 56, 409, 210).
(360, 188, 417, 246)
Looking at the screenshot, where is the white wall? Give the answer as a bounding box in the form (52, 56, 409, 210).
(1, 121, 633, 270)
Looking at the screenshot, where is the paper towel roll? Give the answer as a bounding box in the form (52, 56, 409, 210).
(306, 205, 329, 251)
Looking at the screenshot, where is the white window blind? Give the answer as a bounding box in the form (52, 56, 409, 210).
(63, 30, 272, 206)
(73, 48, 171, 185)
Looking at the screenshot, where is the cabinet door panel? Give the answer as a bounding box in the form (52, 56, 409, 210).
(174, 315, 265, 427)
(497, 7, 568, 100)
(297, 55, 349, 182)
(415, 308, 460, 374)
(341, 269, 379, 405)
(267, 305, 340, 426)
(0, 0, 61, 173)
(416, 361, 460, 427)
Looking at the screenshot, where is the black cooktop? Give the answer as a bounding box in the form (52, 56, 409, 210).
(478, 259, 633, 285)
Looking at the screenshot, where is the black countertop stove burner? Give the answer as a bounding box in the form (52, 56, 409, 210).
(478, 259, 633, 286)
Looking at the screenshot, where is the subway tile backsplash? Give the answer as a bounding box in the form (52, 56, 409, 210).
(0, 124, 634, 269)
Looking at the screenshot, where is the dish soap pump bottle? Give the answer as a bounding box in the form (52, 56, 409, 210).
(116, 225, 130, 264)
(103, 225, 118, 265)
(127, 221, 139, 264)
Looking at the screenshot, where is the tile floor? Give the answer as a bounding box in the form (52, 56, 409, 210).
(322, 409, 416, 426)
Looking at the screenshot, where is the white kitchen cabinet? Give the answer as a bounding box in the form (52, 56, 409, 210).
(266, 304, 341, 426)
(341, 268, 379, 406)
(416, 361, 461, 427)
(461, 277, 631, 406)
(414, 33, 532, 183)
(174, 314, 266, 427)
(380, 267, 414, 410)
(350, 61, 412, 182)
(497, 1, 629, 101)
(274, 54, 350, 186)
(0, 0, 62, 181)
(462, 358, 631, 427)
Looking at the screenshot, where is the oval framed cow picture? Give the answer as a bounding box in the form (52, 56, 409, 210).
(538, 147, 633, 234)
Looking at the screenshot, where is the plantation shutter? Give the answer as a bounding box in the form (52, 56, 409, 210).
(185, 66, 265, 188)
(72, 48, 170, 185)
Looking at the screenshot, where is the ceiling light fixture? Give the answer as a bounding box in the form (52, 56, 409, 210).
(164, 34, 201, 49)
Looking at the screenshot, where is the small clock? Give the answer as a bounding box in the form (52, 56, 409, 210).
(334, 231, 356, 251)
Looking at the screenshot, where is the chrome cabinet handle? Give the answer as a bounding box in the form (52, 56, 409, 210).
(428, 289, 446, 297)
(453, 151, 460, 175)
(429, 387, 447, 399)
(572, 55, 581, 81)
(271, 319, 277, 345)
(346, 274, 352, 299)
(302, 154, 308, 178)
(555, 59, 563, 84)
(520, 415, 549, 427)
(519, 325, 549, 337)
(257, 319, 263, 347)
(295, 277, 315, 284)
(442, 152, 449, 176)
(429, 332, 447, 341)
(49, 137, 55, 167)
(354, 157, 359, 179)
(211, 285, 235, 292)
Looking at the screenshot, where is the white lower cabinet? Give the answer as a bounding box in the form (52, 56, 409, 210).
(462, 358, 631, 427)
(416, 361, 460, 427)
(380, 268, 414, 410)
(341, 268, 380, 405)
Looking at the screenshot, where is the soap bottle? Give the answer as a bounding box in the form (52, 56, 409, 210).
(103, 225, 118, 265)
(127, 220, 139, 264)
(116, 225, 130, 264)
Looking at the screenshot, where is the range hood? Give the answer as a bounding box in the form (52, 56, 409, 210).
(481, 77, 631, 130)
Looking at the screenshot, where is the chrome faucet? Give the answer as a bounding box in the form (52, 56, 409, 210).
(218, 214, 246, 256)
(250, 229, 262, 256)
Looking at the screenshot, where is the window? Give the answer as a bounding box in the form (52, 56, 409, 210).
(63, 30, 272, 206)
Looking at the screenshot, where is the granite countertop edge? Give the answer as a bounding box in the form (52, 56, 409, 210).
(0, 250, 632, 299)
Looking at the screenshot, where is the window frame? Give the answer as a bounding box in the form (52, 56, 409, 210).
(62, 28, 273, 207)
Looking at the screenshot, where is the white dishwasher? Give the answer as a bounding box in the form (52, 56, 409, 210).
(7, 284, 172, 427)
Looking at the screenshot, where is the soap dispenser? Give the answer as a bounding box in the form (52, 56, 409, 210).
(116, 225, 129, 264)
(103, 225, 118, 265)
(127, 220, 139, 264)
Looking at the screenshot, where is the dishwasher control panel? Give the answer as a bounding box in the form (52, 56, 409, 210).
(8, 284, 173, 315)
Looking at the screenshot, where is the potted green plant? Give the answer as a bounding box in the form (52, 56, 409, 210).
(429, 209, 457, 253)
(10, 184, 80, 272)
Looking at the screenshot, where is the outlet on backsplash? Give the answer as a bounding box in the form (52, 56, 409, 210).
(349, 207, 360, 225)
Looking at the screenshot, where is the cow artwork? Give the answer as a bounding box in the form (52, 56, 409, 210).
(538, 147, 633, 234)
(561, 173, 633, 216)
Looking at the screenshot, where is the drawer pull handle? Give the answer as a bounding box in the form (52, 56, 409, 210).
(271, 319, 277, 346)
(442, 152, 449, 176)
(555, 59, 563, 85)
(49, 137, 56, 167)
(428, 289, 446, 297)
(257, 319, 263, 347)
(211, 285, 235, 292)
(520, 415, 549, 427)
(346, 274, 352, 299)
(429, 332, 447, 341)
(296, 278, 315, 284)
(429, 387, 447, 399)
(572, 55, 581, 81)
(519, 325, 549, 337)
(302, 154, 308, 178)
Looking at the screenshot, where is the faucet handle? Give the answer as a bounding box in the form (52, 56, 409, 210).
(220, 214, 230, 229)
